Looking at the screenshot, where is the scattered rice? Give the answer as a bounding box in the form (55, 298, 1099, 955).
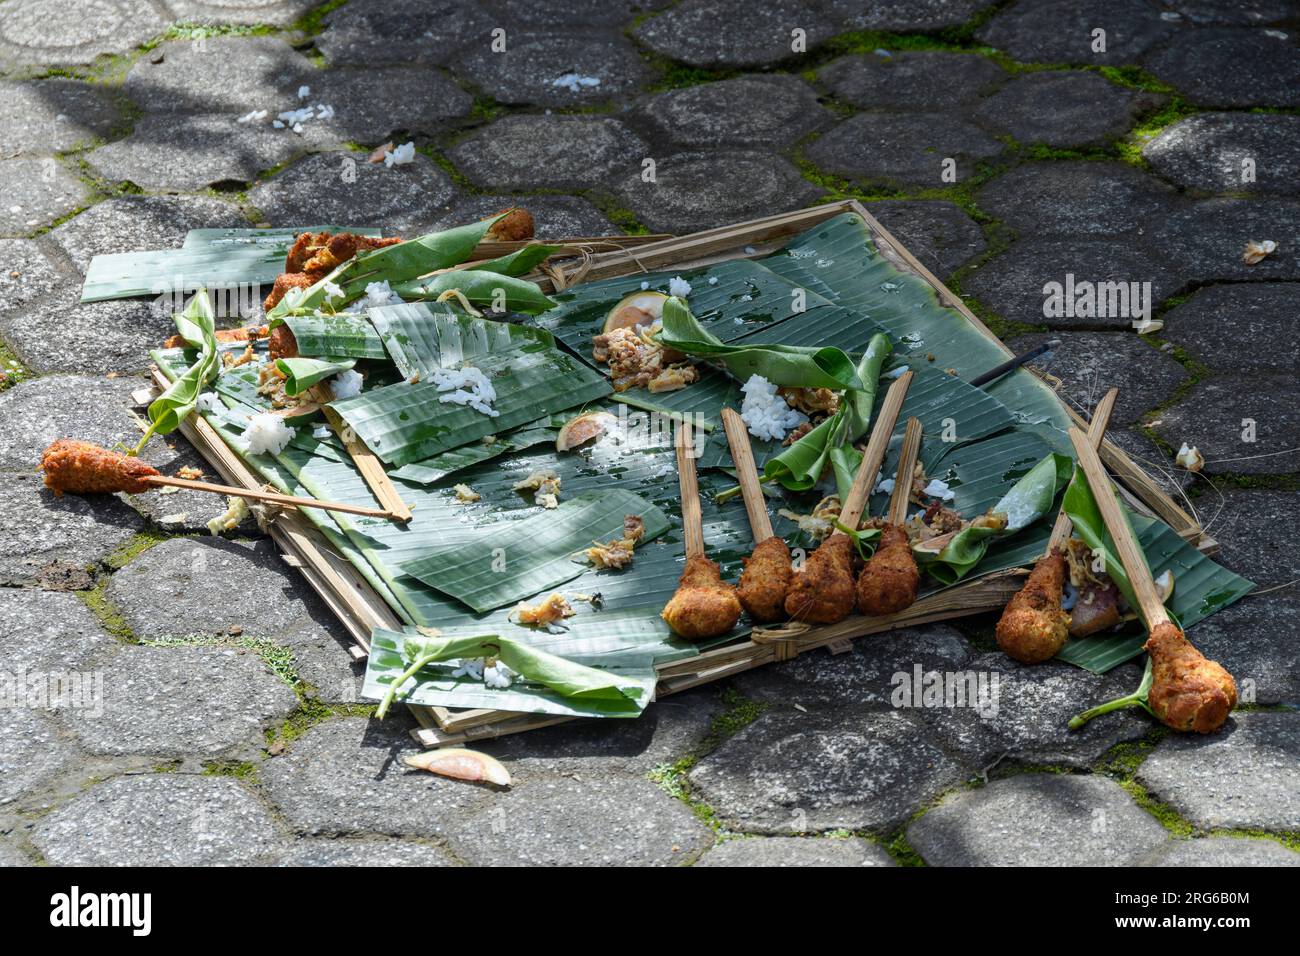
(311, 424, 331, 439)
(206, 496, 248, 535)
(236, 109, 267, 124)
(875, 477, 895, 495)
(740, 374, 807, 442)
(432, 366, 499, 417)
(195, 392, 222, 414)
(383, 142, 416, 167)
(668, 276, 692, 297)
(244, 413, 295, 455)
(885, 365, 908, 379)
(483, 660, 517, 689)
(297, 85, 310, 99)
(551, 73, 601, 92)
(364, 280, 403, 308)
(321, 279, 344, 300)
(923, 478, 956, 501)
(331, 368, 364, 400)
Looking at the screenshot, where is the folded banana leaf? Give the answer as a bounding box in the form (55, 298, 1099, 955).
(393, 270, 557, 314)
(276, 356, 355, 396)
(367, 302, 552, 379)
(390, 421, 560, 486)
(467, 243, 565, 277)
(282, 312, 386, 359)
(137, 291, 220, 451)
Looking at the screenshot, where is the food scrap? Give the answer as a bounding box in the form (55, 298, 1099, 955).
(40, 439, 159, 495)
(586, 515, 645, 569)
(513, 469, 560, 508)
(513, 592, 574, 626)
(453, 483, 481, 503)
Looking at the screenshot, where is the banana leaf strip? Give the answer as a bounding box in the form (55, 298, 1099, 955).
(392, 270, 557, 314)
(368, 303, 553, 379)
(136, 291, 220, 451)
(276, 356, 356, 396)
(402, 488, 671, 613)
(281, 312, 386, 359)
(466, 243, 565, 277)
(390, 422, 559, 486)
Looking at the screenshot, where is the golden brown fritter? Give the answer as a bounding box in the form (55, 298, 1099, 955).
(661, 554, 742, 641)
(737, 536, 793, 623)
(301, 233, 402, 278)
(267, 323, 299, 361)
(263, 272, 315, 311)
(857, 524, 919, 616)
(996, 548, 1070, 663)
(40, 440, 160, 496)
(485, 208, 534, 242)
(784, 533, 856, 624)
(285, 231, 331, 274)
(1145, 621, 1237, 734)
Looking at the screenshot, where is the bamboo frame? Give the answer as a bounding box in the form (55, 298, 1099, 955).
(154, 203, 1214, 748)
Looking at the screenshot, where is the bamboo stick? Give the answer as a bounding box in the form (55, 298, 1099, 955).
(675, 419, 705, 559)
(1047, 387, 1118, 551)
(144, 475, 394, 518)
(1067, 427, 1170, 628)
(887, 417, 924, 526)
(306, 380, 414, 522)
(719, 408, 773, 543)
(838, 371, 913, 529)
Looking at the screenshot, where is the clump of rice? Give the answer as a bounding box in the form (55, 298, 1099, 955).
(364, 280, 403, 308)
(923, 478, 955, 501)
(432, 366, 499, 417)
(195, 392, 222, 414)
(383, 142, 416, 167)
(483, 660, 517, 689)
(668, 276, 692, 297)
(331, 368, 364, 400)
(740, 374, 807, 441)
(237, 109, 267, 124)
(244, 412, 295, 455)
(322, 279, 344, 301)
(552, 73, 601, 93)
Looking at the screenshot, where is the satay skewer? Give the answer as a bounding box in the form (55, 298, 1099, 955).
(143, 475, 396, 519)
(856, 416, 924, 616)
(720, 408, 774, 543)
(838, 371, 914, 531)
(997, 389, 1117, 663)
(1068, 428, 1236, 733)
(721, 408, 790, 622)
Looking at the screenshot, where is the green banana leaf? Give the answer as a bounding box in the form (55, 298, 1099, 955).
(467, 243, 565, 277)
(392, 270, 557, 314)
(136, 291, 220, 451)
(657, 296, 862, 390)
(368, 302, 553, 379)
(402, 487, 671, 613)
(390, 421, 559, 486)
(276, 356, 356, 396)
(281, 312, 386, 359)
(330, 345, 610, 467)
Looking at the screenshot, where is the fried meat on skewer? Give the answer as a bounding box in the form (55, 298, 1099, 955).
(995, 548, 1070, 663)
(1145, 621, 1237, 734)
(783, 533, 856, 623)
(737, 536, 793, 622)
(263, 231, 404, 311)
(662, 554, 743, 640)
(41, 439, 159, 495)
(857, 416, 923, 616)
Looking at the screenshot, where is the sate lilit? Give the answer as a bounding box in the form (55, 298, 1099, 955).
(784, 533, 856, 624)
(268, 322, 298, 360)
(484, 208, 534, 242)
(995, 548, 1070, 663)
(40, 440, 159, 495)
(856, 524, 919, 616)
(661, 555, 742, 641)
(737, 536, 793, 623)
(1145, 621, 1237, 733)
(263, 231, 403, 310)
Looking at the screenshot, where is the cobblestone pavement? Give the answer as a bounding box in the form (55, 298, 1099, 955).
(1, 0, 1297, 867)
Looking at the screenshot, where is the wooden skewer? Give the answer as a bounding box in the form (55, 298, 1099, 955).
(308, 382, 414, 523)
(887, 417, 925, 526)
(1067, 427, 1170, 628)
(719, 408, 774, 543)
(838, 371, 913, 530)
(144, 475, 395, 519)
(1047, 387, 1118, 551)
(675, 419, 705, 559)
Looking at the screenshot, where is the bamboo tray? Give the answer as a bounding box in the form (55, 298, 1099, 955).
(146, 199, 1211, 748)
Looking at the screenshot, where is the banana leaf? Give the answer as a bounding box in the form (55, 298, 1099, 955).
(181, 225, 381, 249)
(392, 270, 556, 314)
(390, 421, 559, 486)
(331, 345, 610, 467)
(466, 243, 564, 277)
(402, 487, 671, 613)
(136, 291, 220, 451)
(276, 356, 356, 396)
(915, 453, 1073, 584)
(368, 302, 552, 379)
(657, 296, 862, 390)
(281, 312, 386, 359)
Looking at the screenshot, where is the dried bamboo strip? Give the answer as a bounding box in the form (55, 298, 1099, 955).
(675, 419, 705, 559)
(887, 417, 924, 526)
(719, 408, 773, 543)
(1047, 387, 1117, 551)
(840, 371, 913, 529)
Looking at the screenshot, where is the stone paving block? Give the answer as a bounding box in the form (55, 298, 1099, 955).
(631, 74, 831, 150)
(1144, 113, 1300, 197)
(1136, 712, 1300, 832)
(496, 0, 670, 28)
(452, 31, 653, 108)
(417, 194, 615, 239)
(976, 0, 1177, 65)
(695, 835, 896, 867)
(308, 66, 474, 145)
(33, 774, 280, 866)
(975, 71, 1148, 147)
(130, 438, 265, 540)
(823, 0, 999, 31)
(0, 157, 90, 237)
(907, 773, 1170, 866)
(1165, 1, 1297, 26)
(165, 0, 321, 27)
(272, 837, 457, 866)
(123, 37, 312, 116)
(1144, 27, 1300, 108)
(1, 289, 175, 375)
(0, 588, 116, 672)
(0, 0, 166, 71)
(1198, 487, 1300, 587)
(0, 840, 30, 866)
(977, 161, 1181, 238)
(817, 50, 1006, 110)
(1143, 836, 1300, 866)
(1170, 286, 1300, 374)
(0, 473, 143, 588)
(48, 195, 248, 274)
(0, 79, 123, 155)
(478, 687, 718, 775)
(261, 716, 493, 837)
(613, 149, 822, 234)
(448, 115, 647, 192)
(688, 706, 969, 834)
(86, 114, 304, 192)
(0, 707, 76, 806)
(865, 200, 987, 279)
(1007, 331, 1189, 426)
(446, 772, 712, 866)
(249, 151, 458, 235)
(316, 0, 496, 67)
(61, 644, 298, 758)
(0, 373, 140, 468)
(1104, 427, 1194, 498)
(1150, 199, 1300, 281)
(1180, 596, 1299, 707)
(633, 0, 836, 69)
(805, 113, 1005, 189)
(0, 238, 65, 319)
(962, 239, 1183, 330)
(1151, 374, 1299, 475)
